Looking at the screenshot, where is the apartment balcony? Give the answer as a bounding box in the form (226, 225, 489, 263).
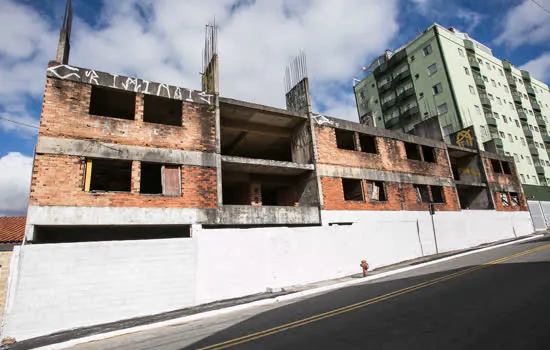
(507, 76, 516, 87)
(531, 100, 542, 112)
(385, 117, 400, 129)
(521, 70, 531, 82)
(393, 68, 411, 83)
(378, 80, 392, 94)
(396, 87, 415, 102)
(493, 137, 504, 148)
(536, 165, 545, 175)
(473, 74, 485, 87)
(537, 117, 546, 128)
(503, 60, 512, 71)
(523, 126, 534, 138)
(512, 91, 522, 104)
(387, 50, 407, 68)
(401, 106, 420, 120)
(543, 134, 550, 143)
(381, 97, 396, 110)
(468, 56, 480, 70)
(479, 93, 491, 107)
(464, 40, 475, 52)
(489, 126, 499, 139)
(529, 144, 539, 156)
(486, 115, 497, 127)
(526, 85, 536, 97)
(518, 110, 528, 122)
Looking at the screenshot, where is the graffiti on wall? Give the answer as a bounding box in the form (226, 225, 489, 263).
(312, 113, 338, 127)
(449, 126, 478, 149)
(47, 64, 214, 106)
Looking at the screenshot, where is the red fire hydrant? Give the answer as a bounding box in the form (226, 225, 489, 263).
(360, 260, 369, 277)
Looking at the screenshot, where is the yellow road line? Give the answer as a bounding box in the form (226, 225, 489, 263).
(197, 242, 550, 350)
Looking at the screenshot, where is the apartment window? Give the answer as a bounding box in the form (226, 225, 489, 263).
(85, 159, 132, 192)
(500, 192, 510, 207)
(503, 115, 508, 123)
(478, 58, 483, 64)
(469, 86, 476, 95)
(140, 162, 181, 196)
(488, 93, 494, 100)
(432, 83, 443, 95)
(515, 135, 519, 140)
(483, 76, 488, 82)
(404, 142, 422, 161)
(464, 67, 470, 75)
(143, 95, 183, 126)
(520, 174, 526, 182)
(499, 131, 505, 138)
(342, 178, 364, 201)
(527, 157, 532, 165)
(367, 181, 387, 201)
(486, 62, 491, 70)
(89, 86, 136, 120)
(428, 63, 437, 74)
(423, 44, 433, 56)
(431, 186, 445, 203)
(509, 102, 514, 110)
(422, 146, 436, 163)
(437, 103, 448, 115)
(474, 105, 481, 115)
(335, 129, 356, 150)
(527, 174, 531, 179)
(514, 154, 519, 162)
(515, 120, 520, 128)
(493, 112, 500, 119)
(508, 133, 513, 142)
(458, 48, 464, 57)
(414, 185, 431, 203)
(499, 69, 504, 76)
(510, 192, 520, 206)
(359, 134, 377, 154)
(535, 126, 539, 132)
(491, 79, 496, 87)
(497, 97, 502, 105)
(504, 86, 509, 93)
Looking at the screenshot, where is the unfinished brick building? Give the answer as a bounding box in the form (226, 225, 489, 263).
(2, 4, 534, 342)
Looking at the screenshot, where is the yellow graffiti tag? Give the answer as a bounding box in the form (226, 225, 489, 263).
(458, 167, 481, 176)
(456, 129, 473, 148)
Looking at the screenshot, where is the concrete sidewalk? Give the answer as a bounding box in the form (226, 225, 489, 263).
(5, 232, 545, 350)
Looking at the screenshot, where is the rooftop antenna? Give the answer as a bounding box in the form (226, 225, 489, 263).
(56, 0, 73, 64)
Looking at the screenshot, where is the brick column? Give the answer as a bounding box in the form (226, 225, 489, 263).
(131, 160, 141, 194)
(135, 93, 144, 122)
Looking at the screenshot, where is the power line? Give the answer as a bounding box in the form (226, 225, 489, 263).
(0, 116, 39, 130)
(529, 0, 550, 17)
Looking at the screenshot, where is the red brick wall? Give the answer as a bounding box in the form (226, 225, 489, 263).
(315, 125, 452, 178)
(40, 78, 215, 153)
(492, 191, 528, 212)
(320, 176, 459, 211)
(29, 154, 217, 208)
(482, 157, 519, 186)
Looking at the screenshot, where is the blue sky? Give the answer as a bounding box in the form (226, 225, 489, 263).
(1, 0, 550, 215)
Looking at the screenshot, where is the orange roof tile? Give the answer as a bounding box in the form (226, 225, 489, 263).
(0, 217, 26, 243)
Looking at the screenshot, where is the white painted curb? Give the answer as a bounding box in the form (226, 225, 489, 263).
(34, 233, 544, 350)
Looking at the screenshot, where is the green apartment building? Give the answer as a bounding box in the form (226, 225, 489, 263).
(354, 23, 550, 187)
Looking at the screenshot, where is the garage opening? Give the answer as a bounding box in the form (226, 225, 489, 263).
(405, 142, 422, 160)
(342, 178, 364, 201)
(335, 129, 356, 151)
(33, 225, 191, 243)
(143, 95, 182, 126)
(89, 86, 135, 120)
(86, 159, 132, 192)
(422, 146, 436, 163)
(359, 134, 377, 154)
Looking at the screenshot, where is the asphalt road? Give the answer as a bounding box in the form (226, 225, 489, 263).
(71, 235, 550, 350)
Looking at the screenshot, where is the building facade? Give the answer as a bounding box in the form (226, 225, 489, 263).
(1, 6, 535, 342)
(354, 23, 550, 187)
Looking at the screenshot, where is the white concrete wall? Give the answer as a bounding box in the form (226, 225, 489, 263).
(2, 238, 196, 341)
(528, 200, 547, 231)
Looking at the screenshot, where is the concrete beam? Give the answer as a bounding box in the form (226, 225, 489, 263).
(36, 136, 218, 167)
(221, 119, 292, 138)
(216, 205, 320, 225)
(317, 164, 454, 187)
(221, 155, 314, 175)
(488, 183, 523, 193)
(219, 97, 305, 119)
(455, 180, 487, 187)
(479, 150, 515, 163)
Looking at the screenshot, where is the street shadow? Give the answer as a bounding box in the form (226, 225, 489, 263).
(179, 261, 550, 350)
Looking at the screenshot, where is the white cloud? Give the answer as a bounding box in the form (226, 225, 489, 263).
(495, 0, 550, 48)
(408, 0, 484, 33)
(520, 52, 550, 82)
(0, 152, 33, 216)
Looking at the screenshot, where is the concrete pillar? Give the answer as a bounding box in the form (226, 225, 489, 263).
(131, 161, 141, 194)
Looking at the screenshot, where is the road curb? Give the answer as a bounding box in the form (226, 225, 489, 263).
(34, 233, 544, 350)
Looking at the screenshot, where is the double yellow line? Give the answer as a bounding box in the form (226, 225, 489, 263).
(198, 242, 550, 350)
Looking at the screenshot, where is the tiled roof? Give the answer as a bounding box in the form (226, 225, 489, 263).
(0, 217, 26, 243)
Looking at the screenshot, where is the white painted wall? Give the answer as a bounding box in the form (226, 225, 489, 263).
(528, 200, 547, 231)
(2, 238, 196, 341)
